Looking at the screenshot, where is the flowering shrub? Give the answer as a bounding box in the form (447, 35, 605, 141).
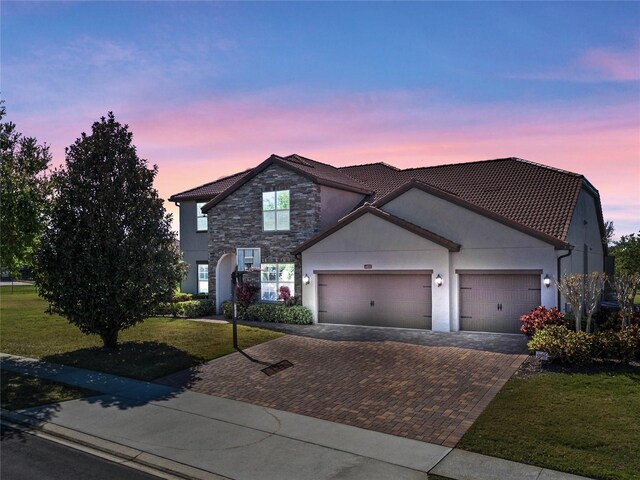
(278, 285, 292, 304)
(528, 325, 593, 366)
(520, 306, 568, 338)
(235, 282, 259, 311)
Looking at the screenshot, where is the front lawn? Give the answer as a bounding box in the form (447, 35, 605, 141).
(1, 370, 98, 410)
(0, 286, 283, 380)
(458, 363, 640, 480)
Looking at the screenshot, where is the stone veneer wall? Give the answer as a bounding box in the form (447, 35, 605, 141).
(207, 164, 322, 305)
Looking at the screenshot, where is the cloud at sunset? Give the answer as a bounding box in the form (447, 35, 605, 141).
(2, 1, 638, 237)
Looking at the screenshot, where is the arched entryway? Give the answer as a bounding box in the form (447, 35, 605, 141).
(215, 253, 236, 314)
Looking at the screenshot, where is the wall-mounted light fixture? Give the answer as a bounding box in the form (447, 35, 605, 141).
(543, 274, 551, 288)
(303, 274, 310, 285)
(435, 274, 443, 287)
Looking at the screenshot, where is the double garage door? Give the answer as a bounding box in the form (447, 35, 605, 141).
(317, 271, 541, 334)
(459, 273, 541, 334)
(317, 273, 432, 329)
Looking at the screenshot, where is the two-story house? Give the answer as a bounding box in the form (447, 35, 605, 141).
(170, 154, 607, 334)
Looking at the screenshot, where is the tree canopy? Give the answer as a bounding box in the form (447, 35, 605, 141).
(0, 102, 51, 279)
(35, 113, 186, 348)
(611, 231, 640, 276)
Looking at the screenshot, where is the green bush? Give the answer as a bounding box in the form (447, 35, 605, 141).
(528, 325, 593, 366)
(593, 330, 637, 364)
(155, 299, 214, 318)
(245, 303, 313, 324)
(221, 301, 233, 319)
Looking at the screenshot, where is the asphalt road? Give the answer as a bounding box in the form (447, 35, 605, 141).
(1, 425, 161, 480)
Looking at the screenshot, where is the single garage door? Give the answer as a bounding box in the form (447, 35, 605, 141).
(459, 273, 541, 334)
(318, 273, 432, 329)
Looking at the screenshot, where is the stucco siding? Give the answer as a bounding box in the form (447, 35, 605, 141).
(319, 185, 365, 230)
(301, 213, 451, 331)
(559, 188, 605, 311)
(178, 200, 210, 293)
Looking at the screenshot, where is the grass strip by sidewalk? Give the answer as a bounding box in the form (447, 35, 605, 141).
(1, 370, 98, 410)
(458, 366, 640, 480)
(1, 286, 283, 381)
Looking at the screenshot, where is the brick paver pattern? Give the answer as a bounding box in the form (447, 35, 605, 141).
(160, 333, 527, 448)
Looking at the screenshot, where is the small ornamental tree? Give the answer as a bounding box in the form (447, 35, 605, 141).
(583, 272, 607, 333)
(0, 102, 51, 279)
(34, 113, 186, 348)
(613, 273, 640, 329)
(556, 274, 585, 331)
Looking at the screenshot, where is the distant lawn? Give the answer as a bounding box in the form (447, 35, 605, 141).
(1, 370, 98, 410)
(458, 365, 640, 480)
(0, 286, 283, 380)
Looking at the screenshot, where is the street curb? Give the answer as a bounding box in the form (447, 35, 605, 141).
(1, 409, 228, 480)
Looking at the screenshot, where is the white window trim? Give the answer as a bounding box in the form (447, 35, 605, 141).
(196, 202, 208, 232)
(197, 262, 209, 294)
(260, 262, 295, 302)
(262, 190, 290, 232)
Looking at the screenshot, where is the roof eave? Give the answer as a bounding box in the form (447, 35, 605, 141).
(374, 179, 570, 249)
(292, 205, 461, 255)
(201, 155, 373, 213)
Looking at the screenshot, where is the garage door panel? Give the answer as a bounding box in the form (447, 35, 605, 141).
(318, 273, 431, 329)
(460, 273, 540, 334)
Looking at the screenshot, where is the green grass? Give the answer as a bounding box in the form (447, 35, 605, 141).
(458, 366, 640, 480)
(0, 286, 283, 380)
(1, 370, 98, 410)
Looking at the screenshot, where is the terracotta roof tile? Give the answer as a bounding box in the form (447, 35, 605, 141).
(340, 157, 585, 241)
(170, 155, 591, 243)
(169, 170, 252, 201)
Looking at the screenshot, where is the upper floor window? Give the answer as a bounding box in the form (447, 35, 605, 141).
(196, 202, 207, 232)
(263, 190, 290, 231)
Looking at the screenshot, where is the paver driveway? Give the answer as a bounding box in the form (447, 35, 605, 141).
(160, 324, 527, 447)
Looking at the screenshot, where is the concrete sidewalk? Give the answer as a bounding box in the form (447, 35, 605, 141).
(0, 353, 592, 480)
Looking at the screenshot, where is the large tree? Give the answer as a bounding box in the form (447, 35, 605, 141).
(35, 113, 186, 348)
(0, 102, 51, 279)
(610, 231, 640, 276)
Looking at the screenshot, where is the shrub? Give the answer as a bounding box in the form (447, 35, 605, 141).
(593, 329, 638, 364)
(245, 304, 313, 324)
(155, 299, 214, 318)
(235, 282, 259, 311)
(520, 306, 568, 338)
(528, 325, 593, 366)
(628, 325, 640, 360)
(171, 293, 192, 303)
(221, 301, 233, 320)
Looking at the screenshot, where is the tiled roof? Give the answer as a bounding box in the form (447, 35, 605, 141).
(339, 162, 407, 200)
(340, 158, 586, 241)
(169, 170, 251, 201)
(278, 154, 373, 194)
(171, 155, 594, 243)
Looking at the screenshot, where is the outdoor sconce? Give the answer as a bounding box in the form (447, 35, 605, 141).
(303, 274, 310, 285)
(544, 274, 551, 288)
(435, 274, 443, 287)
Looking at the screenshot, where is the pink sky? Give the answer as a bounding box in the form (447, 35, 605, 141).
(25, 90, 639, 238)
